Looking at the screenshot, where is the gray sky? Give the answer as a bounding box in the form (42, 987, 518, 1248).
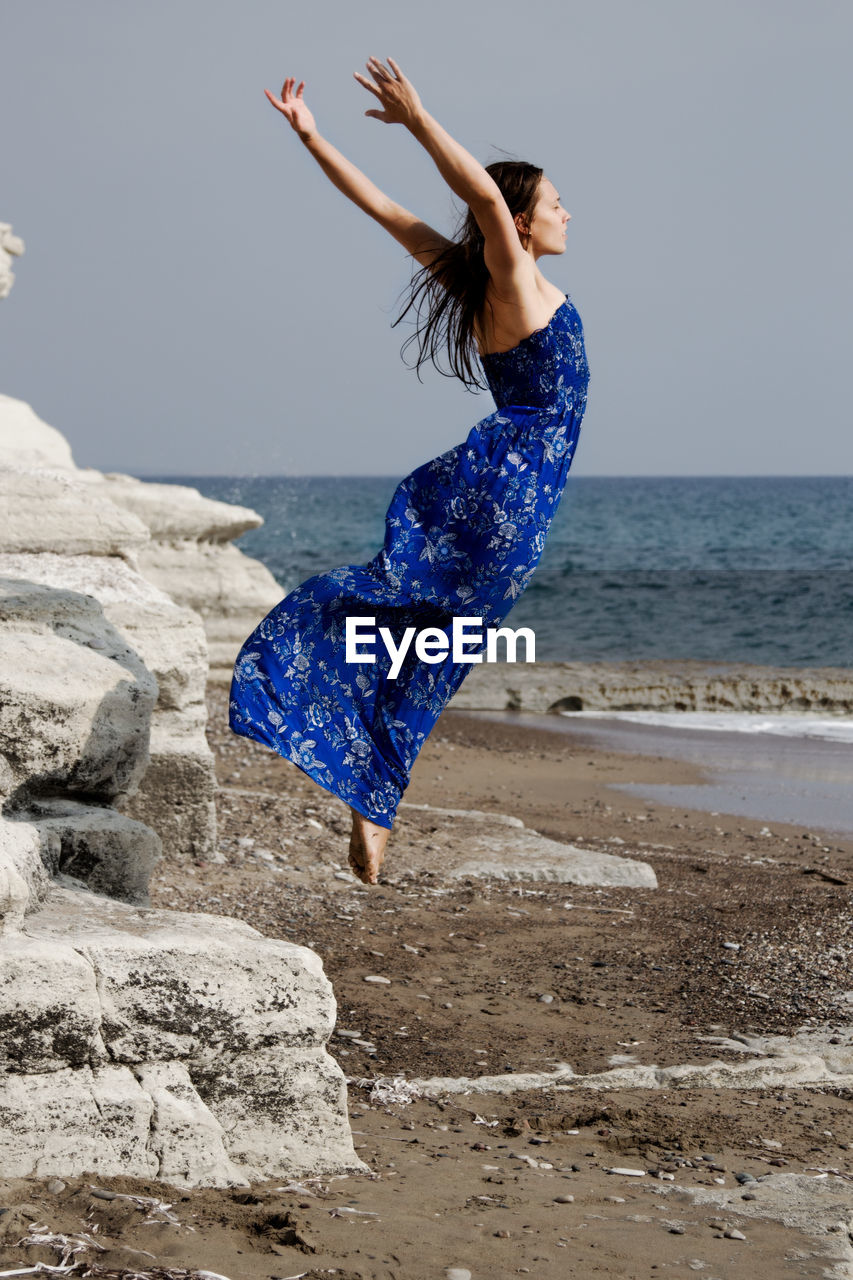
(2, 0, 851, 477)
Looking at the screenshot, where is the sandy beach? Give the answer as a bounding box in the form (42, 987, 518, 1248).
(1, 683, 851, 1279)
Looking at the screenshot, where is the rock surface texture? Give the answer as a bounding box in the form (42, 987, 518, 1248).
(0, 888, 358, 1185)
(450, 658, 853, 715)
(0, 258, 359, 1186)
(395, 803, 658, 887)
(0, 614, 358, 1182)
(0, 223, 24, 299)
(87, 471, 283, 678)
(0, 395, 228, 862)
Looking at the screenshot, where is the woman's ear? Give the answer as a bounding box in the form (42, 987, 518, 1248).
(514, 212, 530, 239)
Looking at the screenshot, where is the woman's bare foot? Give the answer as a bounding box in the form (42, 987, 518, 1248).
(349, 809, 391, 885)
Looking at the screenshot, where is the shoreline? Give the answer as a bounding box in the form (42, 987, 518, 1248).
(459, 706, 853, 837)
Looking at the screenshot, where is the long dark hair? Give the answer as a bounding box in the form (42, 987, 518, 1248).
(394, 160, 543, 391)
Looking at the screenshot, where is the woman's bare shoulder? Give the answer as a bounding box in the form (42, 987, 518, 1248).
(475, 275, 567, 356)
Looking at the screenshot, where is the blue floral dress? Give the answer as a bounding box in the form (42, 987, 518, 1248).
(229, 295, 589, 827)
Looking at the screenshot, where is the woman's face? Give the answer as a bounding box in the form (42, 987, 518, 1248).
(527, 177, 570, 257)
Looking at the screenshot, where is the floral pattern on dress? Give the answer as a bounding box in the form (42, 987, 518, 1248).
(229, 296, 590, 827)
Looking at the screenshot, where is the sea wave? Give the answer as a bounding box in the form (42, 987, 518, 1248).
(559, 709, 853, 742)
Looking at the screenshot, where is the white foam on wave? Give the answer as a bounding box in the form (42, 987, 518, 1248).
(560, 709, 853, 743)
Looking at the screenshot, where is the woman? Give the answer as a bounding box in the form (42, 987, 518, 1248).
(230, 57, 589, 885)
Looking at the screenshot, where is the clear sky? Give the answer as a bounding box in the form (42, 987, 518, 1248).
(1, 0, 851, 477)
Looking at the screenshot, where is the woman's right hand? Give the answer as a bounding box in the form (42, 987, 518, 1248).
(264, 78, 317, 141)
(353, 56, 424, 129)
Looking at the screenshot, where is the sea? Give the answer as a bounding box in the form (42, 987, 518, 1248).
(158, 474, 853, 670)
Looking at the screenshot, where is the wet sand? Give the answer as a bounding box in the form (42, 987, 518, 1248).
(1, 688, 851, 1279)
(465, 708, 853, 836)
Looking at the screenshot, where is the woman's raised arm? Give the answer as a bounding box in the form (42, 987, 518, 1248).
(265, 78, 449, 268)
(353, 57, 530, 288)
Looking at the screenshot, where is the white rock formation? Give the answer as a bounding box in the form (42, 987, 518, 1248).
(396, 802, 658, 887)
(0, 410, 279, 680)
(0, 886, 359, 1185)
(449, 831, 658, 887)
(138, 538, 282, 676)
(0, 245, 360, 1186)
(0, 578, 157, 811)
(450, 658, 853, 716)
(0, 387, 282, 851)
(412, 1024, 853, 1095)
(0, 588, 359, 1184)
(82, 470, 282, 678)
(0, 223, 24, 299)
(0, 387, 281, 680)
(0, 393, 75, 469)
(0, 396, 216, 861)
(0, 467, 150, 558)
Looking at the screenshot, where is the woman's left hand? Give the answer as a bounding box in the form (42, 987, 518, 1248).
(264, 77, 318, 141)
(354, 56, 424, 128)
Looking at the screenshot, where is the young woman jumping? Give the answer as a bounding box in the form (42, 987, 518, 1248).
(230, 56, 589, 885)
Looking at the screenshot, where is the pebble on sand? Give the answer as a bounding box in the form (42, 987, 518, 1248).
(607, 1167, 646, 1177)
(363, 975, 392, 984)
(445, 1270, 472, 1280)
